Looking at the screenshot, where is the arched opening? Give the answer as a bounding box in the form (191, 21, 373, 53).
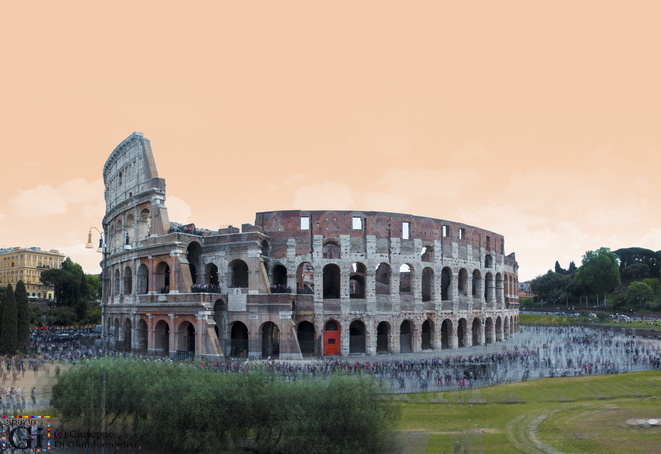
(485, 254, 493, 268)
(421, 245, 433, 262)
(399, 264, 412, 293)
(296, 262, 314, 294)
(138, 208, 151, 239)
(376, 322, 390, 353)
(187, 242, 203, 285)
(441, 267, 451, 300)
(400, 320, 413, 353)
(136, 319, 148, 352)
(441, 319, 451, 349)
(178, 321, 195, 353)
(503, 316, 510, 340)
(122, 318, 132, 351)
(472, 270, 481, 297)
(272, 264, 287, 285)
(485, 317, 494, 343)
(261, 240, 270, 257)
(137, 264, 149, 294)
(123, 266, 132, 295)
(458, 269, 468, 295)
(113, 269, 120, 296)
(349, 262, 366, 299)
(375, 263, 391, 295)
(422, 267, 433, 302)
(297, 321, 315, 356)
(323, 264, 341, 298)
(155, 261, 171, 293)
(349, 320, 366, 354)
(485, 273, 494, 303)
(261, 322, 280, 359)
(472, 318, 481, 346)
(422, 319, 433, 350)
(154, 320, 170, 356)
(231, 322, 249, 358)
(322, 241, 340, 259)
(457, 318, 467, 348)
(126, 214, 135, 244)
(213, 299, 226, 347)
(230, 260, 249, 288)
(323, 320, 340, 356)
(496, 316, 503, 341)
(207, 263, 219, 286)
(496, 273, 504, 305)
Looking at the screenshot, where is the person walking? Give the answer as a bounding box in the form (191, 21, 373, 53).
(31, 387, 36, 406)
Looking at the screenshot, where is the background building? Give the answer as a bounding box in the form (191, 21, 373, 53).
(0, 247, 65, 299)
(101, 133, 519, 360)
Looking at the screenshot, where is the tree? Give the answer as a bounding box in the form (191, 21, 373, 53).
(626, 281, 654, 311)
(40, 268, 80, 306)
(85, 274, 102, 300)
(14, 280, 30, 346)
(79, 273, 89, 300)
(575, 248, 621, 300)
(0, 284, 18, 354)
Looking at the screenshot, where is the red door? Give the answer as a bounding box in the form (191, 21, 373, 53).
(323, 321, 340, 356)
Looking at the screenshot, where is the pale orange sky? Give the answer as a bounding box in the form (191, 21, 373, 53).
(1, 2, 659, 281)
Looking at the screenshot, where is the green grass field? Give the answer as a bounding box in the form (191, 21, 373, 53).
(397, 370, 661, 453)
(519, 313, 661, 331)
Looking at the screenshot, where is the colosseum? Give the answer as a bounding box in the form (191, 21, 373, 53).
(100, 132, 519, 360)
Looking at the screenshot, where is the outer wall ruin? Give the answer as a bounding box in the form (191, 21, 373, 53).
(102, 133, 519, 360)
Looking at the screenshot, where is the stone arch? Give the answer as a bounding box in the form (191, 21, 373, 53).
(205, 263, 219, 287)
(272, 264, 288, 287)
(323, 264, 341, 298)
(186, 242, 203, 285)
(503, 316, 510, 340)
(155, 261, 171, 292)
(472, 317, 482, 346)
(457, 318, 467, 348)
(375, 263, 391, 295)
(122, 318, 132, 351)
(123, 266, 132, 295)
(114, 220, 123, 250)
(296, 262, 314, 294)
(441, 267, 452, 300)
(261, 321, 280, 359)
(458, 268, 468, 295)
(399, 264, 413, 293)
(154, 320, 169, 355)
(322, 241, 340, 259)
(136, 319, 148, 352)
(137, 264, 149, 294)
(441, 319, 452, 349)
(323, 319, 340, 356)
(126, 214, 135, 243)
(349, 320, 366, 354)
(485, 272, 494, 303)
(113, 269, 120, 296)
(472, 270, 481, 297)
(421, 319, 434, 350)
(485, 254, 493, 268)
(178, 320, 196, 353)
(376, 321, 390, 353)
(138, 208, 151, 239)
(400, 319, 413, 353)
(485, 317, 494, 343)
(297, 321, 315, 356)
(495, 316, 503, 341)
(421, 245, 433, 262)
(496, 273, 504, 305)
(230, 321, 249, 358)
(421, 267, 434, 302)
(350, 262, 366, 299)
(229, 259, 249, 288)
(261, 239, 270, 257)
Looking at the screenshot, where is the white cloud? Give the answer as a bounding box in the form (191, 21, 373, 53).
(166, 196, 193, 224)
(635, 228, 661, 252)
(10, 178, 103, 217)
(292, 182, 355, 209)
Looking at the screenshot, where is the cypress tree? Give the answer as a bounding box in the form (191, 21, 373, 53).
(0, 284, 18, 354)
(15, 280, 30, 347)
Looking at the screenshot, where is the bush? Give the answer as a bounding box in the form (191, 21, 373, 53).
(52, 360, 399, 454)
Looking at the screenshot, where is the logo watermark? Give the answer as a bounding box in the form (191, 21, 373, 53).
(0, 416, 50, 452)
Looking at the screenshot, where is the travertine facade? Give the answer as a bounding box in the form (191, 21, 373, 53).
(102, 133, 519, 360)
